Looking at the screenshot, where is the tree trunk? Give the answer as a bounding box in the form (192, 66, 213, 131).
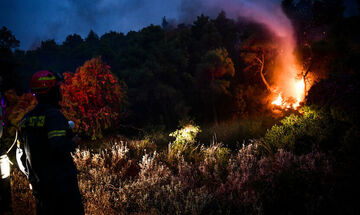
(303, 60, 313, 98)
(255, 54, 274, 93)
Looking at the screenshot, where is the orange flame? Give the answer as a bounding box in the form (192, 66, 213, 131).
(268, 35, 311, 111)
(271, 93, 283, 106)
(271, 75, 306, 110)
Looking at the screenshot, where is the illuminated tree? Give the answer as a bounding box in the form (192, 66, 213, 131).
(241, 45, 276, 93)
(60, 57, 127, 139)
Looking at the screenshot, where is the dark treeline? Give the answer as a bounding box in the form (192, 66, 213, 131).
(1, 0, 360, 133)
(1, 12, 274, 131)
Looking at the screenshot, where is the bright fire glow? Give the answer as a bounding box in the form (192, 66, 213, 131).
(206, 0, 313, 111)
(293, 77, 305, 108)
(267, 33, 311, 111)
(271, 75, 306, 110)
(271, 93, 283, 106)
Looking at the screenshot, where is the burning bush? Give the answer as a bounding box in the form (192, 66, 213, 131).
(60, 57, 127, 140)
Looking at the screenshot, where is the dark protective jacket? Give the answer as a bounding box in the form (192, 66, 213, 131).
(19, 103, 83, 215)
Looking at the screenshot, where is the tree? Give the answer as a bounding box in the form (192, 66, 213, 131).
(213, 11, 237, 55)
(0, 26, 19, 49)
(0, 27, 20, 92)
(240, 37, 277, 93)
(161, 16, 169, 30)
(60, 57, 127, 139)
(197, 48, 235, 124)
(39, 39, 58, 51)
(189, 14, 222, 71)
(84, 30, 100, 58)
(116, 25, 190, 128)
(85, 30, 99, 44)
(63, 34, 83, 49)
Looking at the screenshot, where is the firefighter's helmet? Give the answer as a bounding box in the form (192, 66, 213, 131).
(30, 70, 60, 95)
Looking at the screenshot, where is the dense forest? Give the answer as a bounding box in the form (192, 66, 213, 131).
(1, 0, 360, 214)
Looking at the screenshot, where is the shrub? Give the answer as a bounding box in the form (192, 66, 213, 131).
(216, 144, 333, 214)
(169, 123, 200, 145)
(1, 90, 37, 152)
(60, 57, 127, 140)
(11, 138, 334, 215)
(72, 140, 212, 215)
(200, 143, 231, 182)
(168, 122, 201, 163)
(262, 106, 333, 155)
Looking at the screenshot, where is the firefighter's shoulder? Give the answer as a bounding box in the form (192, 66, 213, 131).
(44, 107, 65, 118)
(43, 108, 67, 126)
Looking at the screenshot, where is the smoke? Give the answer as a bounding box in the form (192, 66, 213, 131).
(179, 0, 293, 38)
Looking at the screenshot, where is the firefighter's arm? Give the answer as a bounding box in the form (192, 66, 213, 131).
(45, 110, 75, 154)
(16, 141, 29, 178)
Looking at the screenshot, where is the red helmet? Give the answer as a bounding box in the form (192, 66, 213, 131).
(30, 70, 59, 95)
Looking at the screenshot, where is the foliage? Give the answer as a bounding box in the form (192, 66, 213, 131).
(8, 11, 281, 129)
(0, 26, 20, 49)
(197, 48, 235, 82)
(0, 90, 37, 153)
(262, 106, 333, 155)
(0, 26, 20, 92)
(4, 6, 359, 129)
(169, 123, 201, 145)
(60, 57, 127, 140)
(12, 138, 334, 215)
(10, 169, 36, 215)
(201, 143, 231, 181)
(196, 47, 235, 123)
(168, 122, 201, 163)
(3, 90, 37, 128)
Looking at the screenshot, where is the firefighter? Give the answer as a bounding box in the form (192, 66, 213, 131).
(17, 70, 84, 215)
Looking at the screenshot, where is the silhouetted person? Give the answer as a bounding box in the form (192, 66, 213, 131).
(17, 70, 84, 215)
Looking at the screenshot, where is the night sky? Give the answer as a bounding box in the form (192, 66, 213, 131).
(0, 0, 359, 50)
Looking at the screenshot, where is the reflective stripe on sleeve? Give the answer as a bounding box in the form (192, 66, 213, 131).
(48, 130, 66, 139)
